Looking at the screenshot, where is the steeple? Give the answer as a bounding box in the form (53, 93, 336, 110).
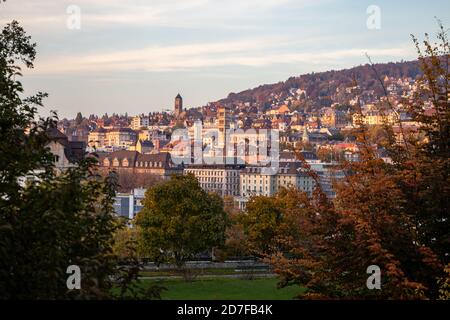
(174, 93, 183, 116)
(302, 126, 310, 143)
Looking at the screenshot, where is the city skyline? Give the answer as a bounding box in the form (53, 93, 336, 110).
(1, 0, 450, 118)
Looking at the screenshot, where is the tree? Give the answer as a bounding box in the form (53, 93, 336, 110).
(0, 20, 162, 300)
(241, 196, 283, 255)
(266, 24, 449, 299)
(215, 196, 250, 261)
(135, 174, 228, 272)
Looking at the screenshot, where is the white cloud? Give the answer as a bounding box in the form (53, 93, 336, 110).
(0, 0, 322, 30)
(29, 36, 415, 75)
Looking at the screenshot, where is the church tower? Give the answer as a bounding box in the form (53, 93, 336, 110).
(174, 93, 183, 116)
(302, 126, 310, 144)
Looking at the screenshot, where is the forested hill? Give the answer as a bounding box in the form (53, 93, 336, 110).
(217, 60, 422, 109)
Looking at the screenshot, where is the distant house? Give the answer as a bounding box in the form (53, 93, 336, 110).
(129, 139, 154, 154)
(46, 127, 86, 171)
(114, 187, 146, 219)
(96, 150, 183, 179)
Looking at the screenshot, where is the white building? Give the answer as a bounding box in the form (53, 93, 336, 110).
(131, 116, 150, 130)
(238, 161, 317, 210)
(184, 165, 243, 197)
(113, 187, 146, 219)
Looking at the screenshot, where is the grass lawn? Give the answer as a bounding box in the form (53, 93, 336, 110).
(142, 277, 303, 300)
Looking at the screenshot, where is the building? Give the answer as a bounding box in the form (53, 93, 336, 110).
(98, 150, 183, 178)
(88, 127, 137, 150)
(308, 161, 343, 199)
(131, 116, 150, 130)
(240, 166, 277, 198)
(18, 128, 86, 185)
(174, 93, 183, 116)
(352, 109, 396, 126)
(130, 139, 154, 154)
(184, 164, 243, 197)
(217, 106, 231, 148)
(113, 187, 146, 219)
(238, 161, 316, 209)
(46, 127, 86, 171)
(321, 108, 348, 128)
(88, 127, 107, 149)
(302, 127, 310, 143)
(105, 128, 137, 149)
(240, 162, 316, 197)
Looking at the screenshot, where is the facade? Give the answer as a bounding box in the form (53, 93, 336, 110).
(46, 127, 86, 171)
(113, 187, 146, 219)
(240, 162, 316, 198)
(217, 106, 231, 148)
(352, 110, 396, 126)
(240, 166, 277, 198)
(131, 116, 150, 130)
(98, 150, 183, 178)
(105, 128, 137, 149)
(88, 127, 107, 149)
(308, 162, 343, 199)
(88, 127, 137, 150)
(184, 165, 243, 197)
(132, 139, 153, 154)
(321, 108, 348, 128)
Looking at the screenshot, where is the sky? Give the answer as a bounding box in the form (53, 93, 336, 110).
(1, 0, 449, 119)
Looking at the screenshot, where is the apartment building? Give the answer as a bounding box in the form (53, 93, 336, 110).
(98, 150, 183, 179)
(240, 162, 315, 198)
(88, 127, 137, 150)
(131, 116, 150, 130)
(113, 187, 146, 219)
(184, 164, 243, 197)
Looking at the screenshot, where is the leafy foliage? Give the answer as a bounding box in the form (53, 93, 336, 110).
(0, 20, 162, 300)
(136, 174, 228, 269)
(243, 25, 449, 299)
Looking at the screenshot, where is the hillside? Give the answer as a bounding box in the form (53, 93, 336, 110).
(217, 60, 422, 112)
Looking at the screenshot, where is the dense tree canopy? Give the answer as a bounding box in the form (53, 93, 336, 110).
(136, 174, 228, 269)
(0, 20, 160, 300)
(256, 25, 450, 299)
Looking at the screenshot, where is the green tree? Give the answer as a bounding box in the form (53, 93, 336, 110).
(241, 196, 283, 255)
(136, 174, 228, 271)
(0, 20, 161, 300)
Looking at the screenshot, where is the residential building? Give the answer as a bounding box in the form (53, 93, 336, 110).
(184, 164, 243, 197)
(98, 150, 183, 178)
(87, 127, 107, 149)
(46, 127, 86, 171)
(113, 187, 146, 219)
(105, 128, 137, 149)
(238, 161, 317, 209)
(131, 116, 149, 130)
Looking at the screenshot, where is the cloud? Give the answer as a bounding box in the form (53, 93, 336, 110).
(0, 0, 325, 30)
(28, 36, 415, 75)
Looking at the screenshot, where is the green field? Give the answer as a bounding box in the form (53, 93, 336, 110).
(143, 277, 303, 300)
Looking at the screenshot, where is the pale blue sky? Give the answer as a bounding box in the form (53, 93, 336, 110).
(1, 0, 449, 118)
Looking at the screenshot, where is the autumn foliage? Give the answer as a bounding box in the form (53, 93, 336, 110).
(242, 25, 449, 299)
